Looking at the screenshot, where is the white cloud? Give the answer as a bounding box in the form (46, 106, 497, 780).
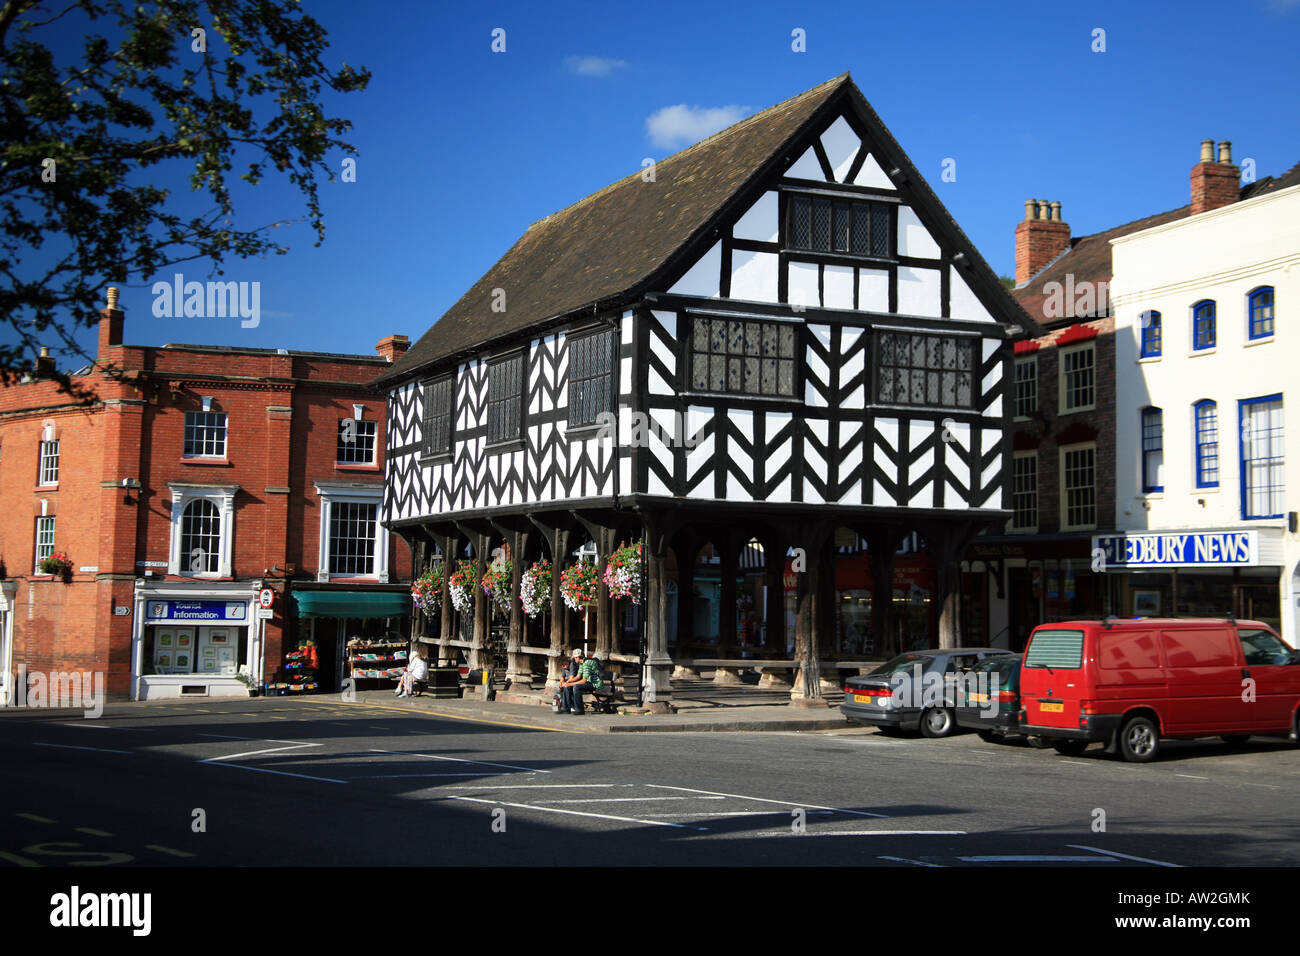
(563, 56, 628, 77)
(645, 104, 750, 149)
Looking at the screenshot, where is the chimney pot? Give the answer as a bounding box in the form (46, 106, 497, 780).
(1050, 201, 1062, 222)
(1191, 139, 1239, 215)
(106, 287, 119, 310)
(1217, 140, 1232, 164)
(1014, 198, 1071, 285)
(375, 334, 411, 364)
(1024, 199, 1036, 222)
(1200, 139, 1215, 163)
(39, 346, 49, 358)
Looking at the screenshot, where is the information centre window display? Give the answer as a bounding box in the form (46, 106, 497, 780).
(142, 601, 250, 676)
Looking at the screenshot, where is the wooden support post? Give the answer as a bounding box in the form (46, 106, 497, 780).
(471, 531, 491, 670)
(439, 531, 459, 665)
(791, 522, 831, 707)
(641, 515, 675, 713)
(505, 527, 532, 689)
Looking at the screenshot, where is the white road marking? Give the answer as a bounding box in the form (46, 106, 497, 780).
(645, 784, 889, 818)
(445, 784, 633, 790)
(201, 743, 319, 762)
(639, 810, 836, 818)
(145, 844, 195, 858)
(369, 748, 547, 773)
(1175, 773, 1209, 780)
(764, 830, 966, 837)
(879, 855, 945, 867)
(1067, 844, 1181, 868)
(350, 773, 508, 779)
(534, 796, 725, 805)
(33, 743, 131, 755)
(958, 855, 1111, 863)
(448, 795, 709, 831)
(201, 762, 346, 784)
(969, 750, 1000, 755)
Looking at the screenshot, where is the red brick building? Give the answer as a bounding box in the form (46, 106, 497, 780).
(0, 290, 413, 702)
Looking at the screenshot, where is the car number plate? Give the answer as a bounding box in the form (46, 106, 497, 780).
(1040, 702, 1064, 713)
(852, 693, 872, 703)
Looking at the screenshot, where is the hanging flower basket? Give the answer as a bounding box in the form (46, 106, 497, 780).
(603, 540, 642, 605)
(520, 559, 552, 618)
(411, 563, 444, 616)
(481, 559, 513, 616)
(560, 561, 600, 612)
(448, 559, 478, 615)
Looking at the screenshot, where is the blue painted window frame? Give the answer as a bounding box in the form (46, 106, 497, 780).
(1140, 311, 1161, 357)
(1238, 394, 1284, 520)
(1141, 407, 1163, 493)
(1248, 287, 1274, 340)
(1193, 400, 1218, 488)
(1192, 300, 1216, 351)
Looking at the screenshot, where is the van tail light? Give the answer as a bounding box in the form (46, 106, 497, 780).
(1080, 700, 1099, 715)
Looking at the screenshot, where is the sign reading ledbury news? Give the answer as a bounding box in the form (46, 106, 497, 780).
(1092, 531, 1258, 569)
(145, 601, 248, 622)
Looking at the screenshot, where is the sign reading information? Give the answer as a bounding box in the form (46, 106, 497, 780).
(145, 601, 248, 622)
(1092, 530, 1258, 569)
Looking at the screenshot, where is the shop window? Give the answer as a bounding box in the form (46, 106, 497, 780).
(421, 374, 455, 458)
(1060, 442, 1096, 530)
(1140, 311, 1161, 358)
(690, 315, 798, 398)
(1011, 452, 1038, 531)
(38, 439, 59, 486)
(568, 327, 616, 428)
(487, 352, 525, 445)
(337, 417, 377, 464)
(183, 411, 227, 458)
(1013, 356, 1037, 418)
(877, 331, 974, 408)
(1141, 407, 1163, 493)
(1192, 299, 1216, 351)
(1059, 344, 1095, 412)
(1248, 287, 1274, 340)
(1239, 395, 1284, 519)
(314, 482, 388, 582)
(168, 484, 236, 577)
(1194, 400, 1218, 488)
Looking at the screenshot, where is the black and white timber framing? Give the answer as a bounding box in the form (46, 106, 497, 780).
(377, 74, 1042, 709)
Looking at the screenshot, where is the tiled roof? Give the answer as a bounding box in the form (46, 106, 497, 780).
(1013, 159, 1300, 329)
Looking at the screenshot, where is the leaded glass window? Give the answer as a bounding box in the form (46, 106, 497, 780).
(689, 316, 796, 398)
(875, 331, 974, 408)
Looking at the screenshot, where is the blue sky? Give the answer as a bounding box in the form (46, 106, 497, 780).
(18, 0, 1300, 363)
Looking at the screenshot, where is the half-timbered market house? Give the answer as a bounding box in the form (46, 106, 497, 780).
(377, 74, 1041, 710)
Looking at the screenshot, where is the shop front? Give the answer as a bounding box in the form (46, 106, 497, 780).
(1093, 528, 1286, 632)
(832, 552, 936, 657)
(290, 586, 411, 693)
(131, 582, 258, 699)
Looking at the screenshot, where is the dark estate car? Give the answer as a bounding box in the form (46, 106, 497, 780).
(841, 648, 1018, 737)
(953, 654, 1023, 741)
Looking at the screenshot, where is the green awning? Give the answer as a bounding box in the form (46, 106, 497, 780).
(293, 590, 410, 619)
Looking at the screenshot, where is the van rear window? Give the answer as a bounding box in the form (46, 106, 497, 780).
(1024, 629, 1084, 669)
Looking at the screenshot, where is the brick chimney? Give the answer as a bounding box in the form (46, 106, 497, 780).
(34, 346, 56, 378)
(1015, 199, 1071, 285)
(375, 334, 410, 364)
(98, 286, 124, 358)
(1190, 139, 1239, 215)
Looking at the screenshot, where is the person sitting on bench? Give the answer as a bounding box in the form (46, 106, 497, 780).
(395, 647, 428, 698)
(557, 648, 602, 714)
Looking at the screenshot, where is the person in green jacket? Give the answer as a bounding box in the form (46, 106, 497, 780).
(557, 648, 602, 714)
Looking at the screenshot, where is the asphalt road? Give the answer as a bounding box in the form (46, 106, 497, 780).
(2, 696, 1298, 868)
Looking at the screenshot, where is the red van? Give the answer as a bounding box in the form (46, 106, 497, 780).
(1019, 618, 1300, 762)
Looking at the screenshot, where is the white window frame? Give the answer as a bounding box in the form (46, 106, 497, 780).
(1058, 343, 1096, 414)
(183, 411, 228, 459)
(167, 483, 238, 578)
(336, 417, 378, 465)
(35, 515, 56, 572)
(38, 438, 59, 486)
(314, 482, 389, 583)
(1059, 441, 1098, 531)
(1013, 356, 1037, 420)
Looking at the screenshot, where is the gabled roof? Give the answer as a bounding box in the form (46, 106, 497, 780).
(1013, 160, 1300, 328)
(379, 74, 1036, 387)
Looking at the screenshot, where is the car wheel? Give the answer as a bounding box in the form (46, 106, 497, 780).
(1052, 739, 1089, 756)
(977, 729, 1001, 743)
(1118, 716, 1160, 763)
(919, 707, 955, 738)
(1220, 735, 1250, 746)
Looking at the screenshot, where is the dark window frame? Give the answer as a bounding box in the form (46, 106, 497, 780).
(785, 193, 893, 259)
(486, 351, 526, 447)
(421, 374, 456, 459)
(875, 330, 976, 409)
(567, 326, 617, 429)
(683, 314, 801, 400)
(1013, 355, 1037, 418)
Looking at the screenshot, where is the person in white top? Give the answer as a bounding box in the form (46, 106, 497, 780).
(396, 648, 429, 697)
